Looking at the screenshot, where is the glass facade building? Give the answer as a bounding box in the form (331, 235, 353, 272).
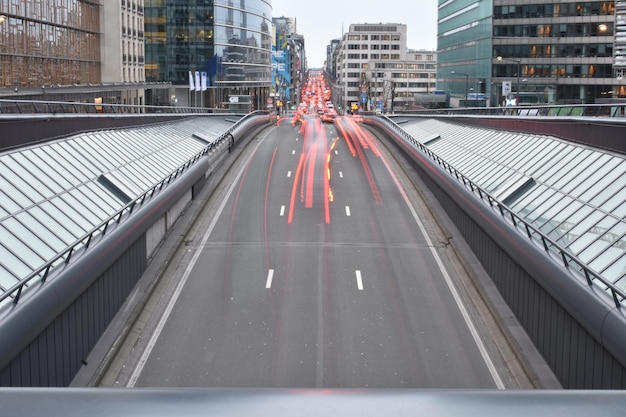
(0, 0, 101, 89)
(437, 1, 625, 105)
(144, 0, 272, 108)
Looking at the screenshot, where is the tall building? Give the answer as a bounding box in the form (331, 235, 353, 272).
(101, 0, 145, 85)
(335, 23, 437, 112)
(145, 0, 273, 110)
(272, 16, 305, 113)
(0, 0, 101, 90)
(0, 0, 167, 105)
(437, 0, 623, 106)
(101, 0, 146, 105)
(326, 38, 341, 79)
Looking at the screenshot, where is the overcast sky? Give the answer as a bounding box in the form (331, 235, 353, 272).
(271, 0, 438, 68)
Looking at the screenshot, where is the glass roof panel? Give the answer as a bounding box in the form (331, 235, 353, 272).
(0, 263, 18, 291)
(1, 164, 46, 204)
(600, 256, 626, 285)
(2, 218, 56, 260)
(522, 189, 561, 223)
(0, 189, 21, 214)
(0, 227, 45, 270)
(46, 145, 93, 182)
(0, 175, 34, 209)
(8, 152, 62, 195)
(511, 184, 550, 215)
(38, 201, 84, 239)
(555, 206, 597, 247)
(588, 170, 625, 207)
(568, 215, 617, 257)
(552, 152, 593, 191)
(57, 142, 99, 176)
(582, 222, 626, 268)
(34, 147, 82, 185)
(564, 154, 612, 197)
(29, 203, 77, 248)
(84, 182, 122, 213)
(15, 211, 67, 252)
(51, 195, 91, 225)
(58, 192, 101, 226)
(534, 147, 582, 181)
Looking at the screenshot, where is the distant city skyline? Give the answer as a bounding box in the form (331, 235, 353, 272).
(271, 0, 437, 68)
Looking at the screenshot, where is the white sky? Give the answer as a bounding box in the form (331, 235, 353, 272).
(271, 0, 438, 68)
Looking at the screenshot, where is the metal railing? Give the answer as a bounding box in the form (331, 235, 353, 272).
(387, 103, 626, 118)
(368, 115, 625, 309)
(0, 112, 263, 307)
(0, 99, 235, 115)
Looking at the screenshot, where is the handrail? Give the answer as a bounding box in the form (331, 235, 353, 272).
(369, 115, 625, 309)
(0, 99, 235, 115)
(372, 102, 626, 118)
(0, 112, 263, 306)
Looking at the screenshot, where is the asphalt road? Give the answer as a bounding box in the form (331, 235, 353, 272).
(109, 114, 523, 388)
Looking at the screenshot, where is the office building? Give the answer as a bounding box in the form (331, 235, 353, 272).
(335, 23, 437, 112)
(0, 0, 168, 105)
(0, 1, 101, 91)
(437, 0, 623, 106)
(145, 0, 273, 110)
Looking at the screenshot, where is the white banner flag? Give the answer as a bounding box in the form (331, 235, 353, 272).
(189, 70, 195, 91)
(201, 72, 207, 91)
(195, 71, 201, 92)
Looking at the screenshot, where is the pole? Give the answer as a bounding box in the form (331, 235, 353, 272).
(464, 74, 469, 105)
(516, 60, 520, 103)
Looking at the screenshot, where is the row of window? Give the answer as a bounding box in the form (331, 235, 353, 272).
(344, 72, 434, 80)
(0, 55, 100, 88)
(346, 33, 401, 41)
(494, 63, 613, 78)
(0, 19, 100, 61)
(344, 86, 435, 97)
(345, 55, 402, 62)
(494, 2, 614, 19)
(0, 0, 100, 30)
(494, 43, 613, 59)
(347, 43, 401, 50)
(494, 22, 614, 38)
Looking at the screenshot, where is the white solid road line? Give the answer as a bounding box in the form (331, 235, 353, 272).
(266, 269, 274, 289)
(126, 135, 266, 387)
(355, 270, 363, 290)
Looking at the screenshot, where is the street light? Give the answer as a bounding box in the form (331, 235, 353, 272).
(450, 70, 469, 106)
(497, 56, 521, 103)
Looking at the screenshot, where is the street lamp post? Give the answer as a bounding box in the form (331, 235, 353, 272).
(450, 70, 469, 106)
(497, 56, 521, 103)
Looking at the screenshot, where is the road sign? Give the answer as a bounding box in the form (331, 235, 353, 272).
(360, 93, 367, 103)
